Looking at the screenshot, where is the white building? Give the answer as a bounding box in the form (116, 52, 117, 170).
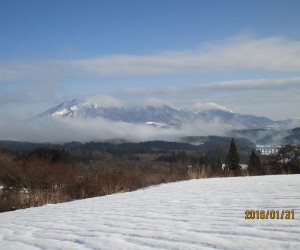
(256, 145, 280, 155)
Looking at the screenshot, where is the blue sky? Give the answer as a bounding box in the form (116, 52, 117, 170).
(1, 0, 300, 120)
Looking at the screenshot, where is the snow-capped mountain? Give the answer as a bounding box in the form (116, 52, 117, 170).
(38, 97, 291, 129)
(39, 99, 185, 128)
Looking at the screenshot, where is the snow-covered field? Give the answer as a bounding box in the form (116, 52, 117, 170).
(0, 175, 299, 250)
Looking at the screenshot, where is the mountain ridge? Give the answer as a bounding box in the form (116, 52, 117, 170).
(38, 97, 293, 130)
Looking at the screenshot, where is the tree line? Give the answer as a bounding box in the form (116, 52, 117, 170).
(224, 139, 300, 176)
(0, 139, 299, 212)
(181, 139, 300, 178)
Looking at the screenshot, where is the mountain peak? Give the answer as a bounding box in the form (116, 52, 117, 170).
(37, 96, 290, 130)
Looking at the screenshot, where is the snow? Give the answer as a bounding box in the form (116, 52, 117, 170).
(51, 108, 69, 118)
(0, 175, 299, 250)
(191, 102, 234, 113)
(70, 105, 80, 111)
(146, 121, 168, 128)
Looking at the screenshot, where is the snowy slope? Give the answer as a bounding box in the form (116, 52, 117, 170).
(0, 175, 299, 250)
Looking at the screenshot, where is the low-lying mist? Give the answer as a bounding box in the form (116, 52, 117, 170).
(0, 116, 231, 143)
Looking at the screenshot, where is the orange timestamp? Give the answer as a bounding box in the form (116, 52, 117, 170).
(245, 210, 295, 220)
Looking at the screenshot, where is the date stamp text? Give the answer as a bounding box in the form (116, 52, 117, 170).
(245, 210, 295, 219)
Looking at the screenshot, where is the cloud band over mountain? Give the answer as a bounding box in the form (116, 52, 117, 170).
(1, 36, 300, 84)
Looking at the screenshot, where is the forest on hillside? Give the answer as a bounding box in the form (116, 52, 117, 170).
(0, 139, 299, 213)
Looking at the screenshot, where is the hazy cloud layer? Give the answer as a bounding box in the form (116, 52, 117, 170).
(0, 94, 299, 143)
(1, 36, 300, 84)
(200, 77, 300, 90)
(0, 76, 299, 120)
(84, 95, 123, 108)
(119, 77, 300, 118)
(0, 35, 299, 121)
(0, 116, 230, 143)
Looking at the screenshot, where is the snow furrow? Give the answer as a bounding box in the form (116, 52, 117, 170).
(0, 175, 299, 249)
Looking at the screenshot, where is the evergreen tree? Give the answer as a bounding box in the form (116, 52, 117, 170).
(212, 157, 223, 176)
(224, 138, 241, 176)
(248, 150, 264, 176)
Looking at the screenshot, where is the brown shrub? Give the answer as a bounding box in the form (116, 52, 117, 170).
(0, 189, 23, 212)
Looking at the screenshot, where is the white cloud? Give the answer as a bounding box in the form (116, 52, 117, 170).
(84, 95, 123, 108)
(1, 36, 300, 84)
(71, 36, 300, 76)
(0, 35, 299, 120)
(200, 77, 300, 90)
(0, 92, 299, 142)
(116, 76, 300, 120)
(120, 76, 300, 103)
(190, 102, 233, 112)
(137, 97, 176, 108)
(0, 116, 229, 143)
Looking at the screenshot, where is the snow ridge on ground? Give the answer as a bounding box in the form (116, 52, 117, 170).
(0, 175, 299, 250)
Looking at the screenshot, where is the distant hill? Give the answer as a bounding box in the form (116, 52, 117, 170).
(0, 136, 256, 163)
(229, 127, 300, 145)
(0, 140, 47, 152)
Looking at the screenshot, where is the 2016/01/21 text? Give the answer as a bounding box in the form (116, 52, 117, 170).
(245, 210, 295, 219)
